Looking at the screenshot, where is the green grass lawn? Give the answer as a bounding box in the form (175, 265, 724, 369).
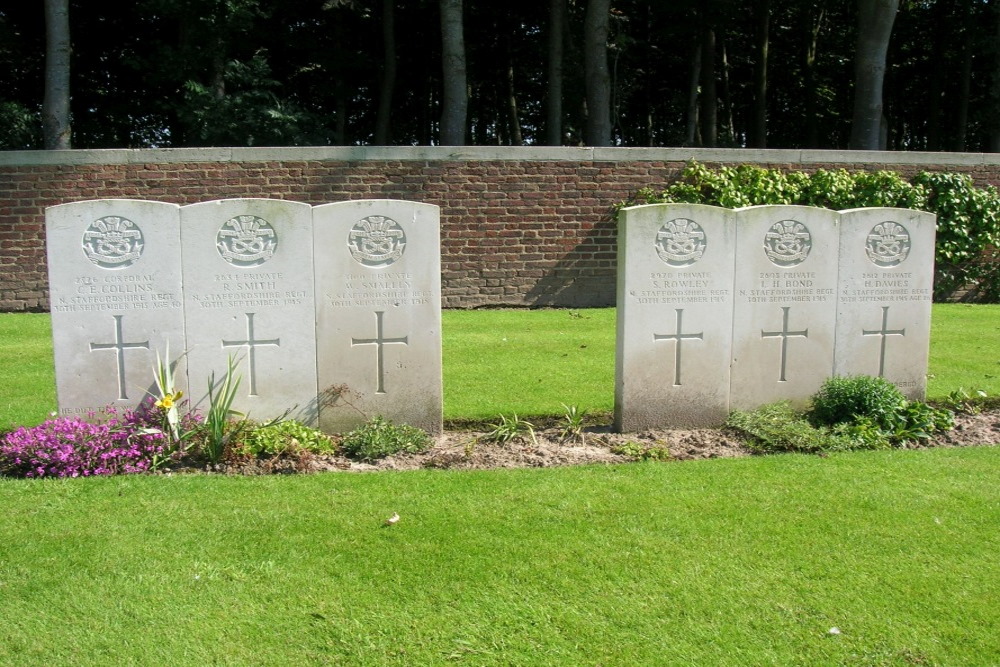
(442, 308, 615, 421)
(0, 446, 997, 665)
(0, 313, 56, 429)
(1, 308, 999, 664)
(2, 305, 1000, 427)
(927, 303, 1000, 398)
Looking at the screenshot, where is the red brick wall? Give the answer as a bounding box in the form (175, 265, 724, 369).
(2, 148, 998, 311)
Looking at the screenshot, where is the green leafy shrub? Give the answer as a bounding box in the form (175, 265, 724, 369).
(726, 402, 859, 454)
(809, 375, 906, 432)
(340, 416, 431, 461)
(623, 162, 1000, 301)
(890, 401, 955, 443)
(809, 375, 954, 446)
(233, 420, 337, 458)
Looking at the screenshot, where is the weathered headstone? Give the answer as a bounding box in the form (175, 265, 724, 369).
(313, 200, 442, 434)
(835, 208, 936, 399)
(730, 205, 841, 410)
(46, 199, 185, 418)
(614, 203, 737, 429)
(180, 199, 317, 423)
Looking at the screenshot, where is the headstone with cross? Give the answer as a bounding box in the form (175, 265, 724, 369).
(313, 200, 443, 435)
(835, 208, 936, 399)
(730, 206, 841, 411)
(614, 203, 737, 429)
(180, 199, 318, 424)
(46, 200, 185, 418)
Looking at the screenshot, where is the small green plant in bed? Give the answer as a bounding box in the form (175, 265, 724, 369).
(558, 404, 587, 443)
(483, 413, 536, 445)
(942, 387, 989, 415)
(726, 402, 860, 454)
(340, 416, 431, 461)
(230, 420, 337, 459)
(610, 441, 672, 462)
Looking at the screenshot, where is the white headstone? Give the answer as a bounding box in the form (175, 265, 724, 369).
(313, 200, 443, 434)
(835, 208, 936, 399)
(180, 199, 318, 424)
(614, 203, 737, 429)
(730, 205, 841, 410)
(46, 199, 185, 418)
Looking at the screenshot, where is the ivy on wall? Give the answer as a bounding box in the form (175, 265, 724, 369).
(622, 162, 1000, 302)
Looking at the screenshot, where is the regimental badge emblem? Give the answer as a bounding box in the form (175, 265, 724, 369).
(865, 221, 911, 267)
(348, 216, 406, 267)
(655, 218, 707, 267)
(764, 219, 812, 267)
(82, 216, 144, 269)
(217, 215, 277, 267)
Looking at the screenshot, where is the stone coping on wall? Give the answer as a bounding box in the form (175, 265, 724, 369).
(4, 145, 1000, 167)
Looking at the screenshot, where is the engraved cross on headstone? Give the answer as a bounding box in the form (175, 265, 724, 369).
(761, 306, 809, 382)
(89, 314, 150, 401)
(351, 310, 409, 394)
(862, 306, 906, 377)
(653, 308, 704, 386)
(222, 312, 280, 397)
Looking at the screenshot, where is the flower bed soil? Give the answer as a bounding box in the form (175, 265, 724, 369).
(171, 408, 1000, 476)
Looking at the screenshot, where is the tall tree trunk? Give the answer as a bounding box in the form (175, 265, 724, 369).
(804, 4, 825, 148)
(43, 0, 72, 150)
(685, 43, 701, 147)
(439, 0, 467, 145)
(584, 0, 611, 146)
(546, 0, 565, 145)
(334, 81, 348, 145)
(210, 52, 226, 101)
(332, 20, 347, 146)
(955, 30, 972, 152)
(720, 40, 735, 145)
(643, 3, 653, 145)
(699, 23, 717, 148)
(374, 0, 396, 145)
(848, 0, 900, 150)
(750, 0, 769, 148)
(991, 0, 1000, 152)
(506, 59, 523, 146)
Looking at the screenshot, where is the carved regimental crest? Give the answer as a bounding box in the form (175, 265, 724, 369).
(217, 215, 277, 267)
(865, 221, 911, 267)
(82, 216, 145, 269)
(348, 216, 406, 267)
(655, 218, 707, 267)
(764, 219, 812, 267)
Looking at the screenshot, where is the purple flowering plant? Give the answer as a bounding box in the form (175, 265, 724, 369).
(0, 398, 202, 479)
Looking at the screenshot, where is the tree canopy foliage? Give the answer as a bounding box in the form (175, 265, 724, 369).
(2, 0, 999, 150)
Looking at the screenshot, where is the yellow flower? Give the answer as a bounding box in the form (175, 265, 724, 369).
(155, 391, 182, 410)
